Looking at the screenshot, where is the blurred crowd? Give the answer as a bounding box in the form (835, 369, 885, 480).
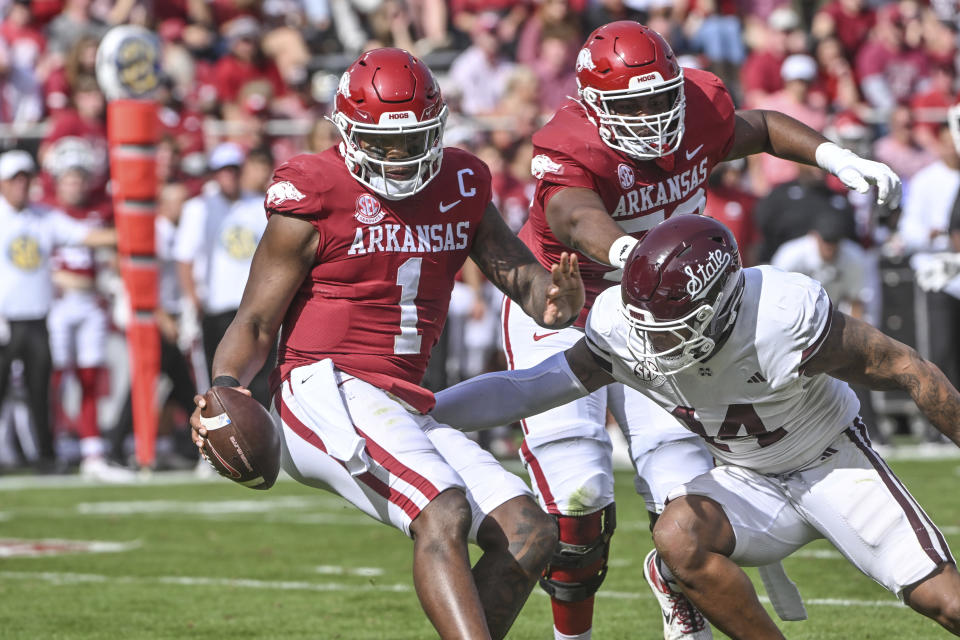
(2, 0, 960, 476)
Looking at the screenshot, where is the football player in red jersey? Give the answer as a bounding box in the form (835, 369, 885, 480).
(505, 21, 902, 640)
(189, 48, 584, 640)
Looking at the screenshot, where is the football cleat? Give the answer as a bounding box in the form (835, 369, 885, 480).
(644, 549, 712, 640)
(79, 456, 138, 484)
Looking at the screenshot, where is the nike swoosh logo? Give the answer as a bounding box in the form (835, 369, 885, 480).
(685, 144, 704, 161)
(439, 200, 461, 213)
(533, 331, 560, 341)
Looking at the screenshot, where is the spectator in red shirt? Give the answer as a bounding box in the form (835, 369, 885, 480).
(491, 141, 536, 233)
(450, 0, 529, 46)
(856, 6, 931, 116)
(910, 64, 954, 147)
(740, 7, 803, 107)
(814, 35, 863, 112)
(39, 74, 107, 200)
(517, 0, 581, 71)
(0, 0, 47, 124)
(43, 35, 98, 116)
(750, 54, 829, 194)
(812, 0, 876, 61)
(873, 105, 937, 188)
(704, 160, 759, 265)
(212, 16, 286, 105)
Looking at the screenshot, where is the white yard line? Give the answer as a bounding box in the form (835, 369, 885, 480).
(0, 570, 907, 609)
(0, 447, 957, 491)
(0, 539, 141, 557)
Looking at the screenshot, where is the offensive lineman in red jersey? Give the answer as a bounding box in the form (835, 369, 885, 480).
(189, 48, 584, 639)
(506, 21, 901, 640)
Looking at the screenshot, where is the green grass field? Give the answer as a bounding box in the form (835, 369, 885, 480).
(1, 457, 958, 639)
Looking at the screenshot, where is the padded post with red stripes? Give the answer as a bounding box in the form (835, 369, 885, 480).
(108, 99, 160, 468)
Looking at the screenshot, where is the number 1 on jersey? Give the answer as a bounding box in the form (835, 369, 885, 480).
(395, 257, 423, 354)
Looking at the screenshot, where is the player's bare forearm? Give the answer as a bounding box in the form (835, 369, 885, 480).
(213, 213, 319, 385)
(725, 110, 828, 164)
(805, 312, 960, 445)
(545, 187, 624, 265)
(83, 227, 117, 248)
(471, 203, 583, 328)
(565, 339, 616, 391)
(176, 261, 201, 309)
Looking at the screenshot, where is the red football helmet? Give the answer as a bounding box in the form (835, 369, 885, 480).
(331, 48, 447, 199)
(620, 215, 743, 375)
(576, 21, 685, 160)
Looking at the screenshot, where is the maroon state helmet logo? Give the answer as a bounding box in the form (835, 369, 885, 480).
(355, 193, 385, 224)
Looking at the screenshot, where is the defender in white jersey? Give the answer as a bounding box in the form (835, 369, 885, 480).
(433, 216, 960, 639)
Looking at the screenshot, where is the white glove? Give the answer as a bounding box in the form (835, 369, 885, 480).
(0, 316, 9, 347)
(815, 142, 902, 208)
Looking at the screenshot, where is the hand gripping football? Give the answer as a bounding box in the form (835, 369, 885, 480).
(199, 386, 281, 490)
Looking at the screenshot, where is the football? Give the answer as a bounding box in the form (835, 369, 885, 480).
(199, 386, 281, 490)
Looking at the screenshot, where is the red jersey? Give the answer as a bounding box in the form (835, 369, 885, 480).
(703, 184, 758, 266)
(521, 68, 736, 325)
(47, 198, 112, 278)
(266, 147, 492, 412)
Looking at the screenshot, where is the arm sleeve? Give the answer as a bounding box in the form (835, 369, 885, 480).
(430, 352, 589, 431)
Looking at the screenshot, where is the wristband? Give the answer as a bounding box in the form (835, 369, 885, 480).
(814, 141, 856, 175)
(212, 375, 241, 388)
(608, 235, 639, 269)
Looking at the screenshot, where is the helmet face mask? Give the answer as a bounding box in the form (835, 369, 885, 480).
(332, 106, 447, 199)
(331, 48, 447, 200)
(580, 71, 685, 159)
(621, 268, 744, 375)
(620, 216, 745, 377)
(576, 21, 686, 160)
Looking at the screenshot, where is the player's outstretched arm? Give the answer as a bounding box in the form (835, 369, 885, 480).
(544, 187, 634, 267)
(431, 339, 612, 430)
(803, 311, 960, 446)
(470, 202, 584, 328)
(726, 110, 901, 208)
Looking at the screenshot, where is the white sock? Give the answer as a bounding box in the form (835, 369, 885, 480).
(554, 628, 591, 640)
(656, 553, 680, 590)
(80, 436, 105, 459)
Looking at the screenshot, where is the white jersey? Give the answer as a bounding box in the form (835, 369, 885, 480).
(172, 187, 267, 314)
(0, 195, 89, 320)
(585, 266, 860, 475)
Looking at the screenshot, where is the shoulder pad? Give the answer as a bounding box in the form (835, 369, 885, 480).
(265, 153, 335, 217)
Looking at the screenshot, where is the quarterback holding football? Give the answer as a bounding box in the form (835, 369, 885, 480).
(191, 48, 585, 639)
